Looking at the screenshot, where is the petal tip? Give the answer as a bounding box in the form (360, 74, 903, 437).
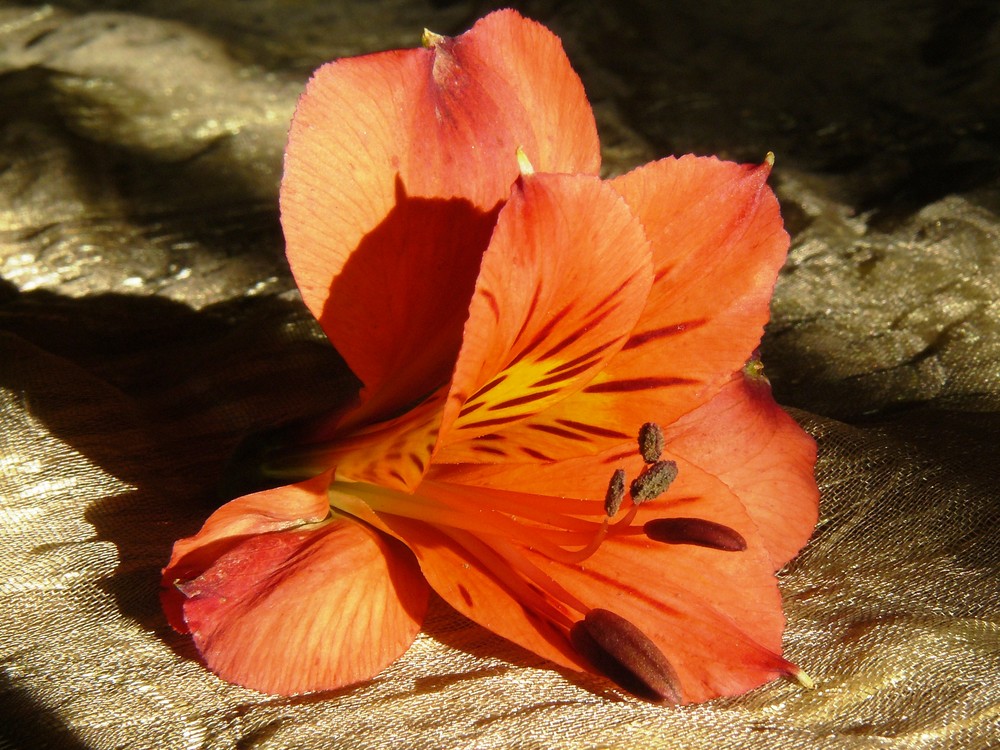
(791, 666, 815, 690)
(422, 28, 445, 48)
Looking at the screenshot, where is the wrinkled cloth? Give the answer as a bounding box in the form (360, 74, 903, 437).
(1, 1, 998, 748)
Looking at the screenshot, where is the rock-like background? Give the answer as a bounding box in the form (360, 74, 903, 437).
(2, 2, 998, 748)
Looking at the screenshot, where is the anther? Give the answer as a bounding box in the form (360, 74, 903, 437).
(571, 608, 682, 703)
(629, 460, 678, 504)
(644, 517, 747, 551)
(637, 422, 664, 463)
(604, 469, 626, 517)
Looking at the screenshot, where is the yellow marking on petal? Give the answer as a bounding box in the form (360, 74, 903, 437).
(516, 146, 535, 175)
(764, 151, 775, 167)
(276, 387, 447, 494)
(456, 357, 575, 433)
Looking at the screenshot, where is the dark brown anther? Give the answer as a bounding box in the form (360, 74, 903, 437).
(638, 422, 664, 463)
(629, 460, 678, 504)
(644, 517, 747, 551)
(604, 468, 627, 517)
(570, 608, 681, 704)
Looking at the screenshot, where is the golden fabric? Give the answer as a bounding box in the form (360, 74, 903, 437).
(2, 2, 997, 747)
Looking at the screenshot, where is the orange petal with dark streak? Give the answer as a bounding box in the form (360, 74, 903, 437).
(436, 172, 653, 461)
(380, 514, 589, 675)
(438, 155, 791, 461)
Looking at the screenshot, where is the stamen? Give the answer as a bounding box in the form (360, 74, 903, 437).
(604, 469, 626, 517)
(571, 608, 681, 703)
(333, 480, 615, 565)
(629, 460, 678, 503)
(446, 529, 586, 628)
(637, 422, 664, 463)
(643, 517, 747, 551)
(611, 503, 641, 532)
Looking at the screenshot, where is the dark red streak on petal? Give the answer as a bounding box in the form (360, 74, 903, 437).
(469, 373, 508, 402)
(554, 419, 631, 440)
(531, 359, 598, 388)
(528, 423, 591, 441)
(462, 414, 531, 430)
(458, 584, 474, 607)
(510, 303, 574, 365)
(584, 376, 699, 393)
(586, 271, 640, 319)
(601, 449, 637, 465)
(520, 446, 554, 461)
(408, 453, 426, 473)
(471, 444, 509, 456)
(489, 388, 560, 411)
(481, 289, 501, 320)
(538, 325, 588, 361)
(623, 319, 707, 351)
(548, 341, 616, 376)
(512, 285, 543, 344)
(458, 401, 485, 418)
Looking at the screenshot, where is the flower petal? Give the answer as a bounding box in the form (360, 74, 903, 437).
(264, 387, 448, 493)
(597, 154, 790, 424)
(161, 472, 336, 632)
(380, 515, 590, 674)
(435, 155, 791, 460)
(418, 452, 797, 702)
(435, 172, 653, 462)
(664, 366, 819, 570)
(280, 10, 598, 412)
(163, 477, 428, 694)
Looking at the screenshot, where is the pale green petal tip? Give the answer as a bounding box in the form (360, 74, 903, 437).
(422, 28, 445, 48)
(765, 150, 776, 167)
(742, 357, 769, 383)
(516, 146, 534, 175)
(793, 668, 816, 690)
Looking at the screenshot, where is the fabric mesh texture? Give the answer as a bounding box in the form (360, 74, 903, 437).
(2, 1, 998, 748)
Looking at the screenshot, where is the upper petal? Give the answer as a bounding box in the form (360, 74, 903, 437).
(436, 155, 792, 461)
(280, 10, 598, 410)
(664, 366, 819, 570)
(435, 171, 654, 461)
(164, 478, 429, 695)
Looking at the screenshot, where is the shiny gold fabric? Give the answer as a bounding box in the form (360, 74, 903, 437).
(2, 2, 998, 748)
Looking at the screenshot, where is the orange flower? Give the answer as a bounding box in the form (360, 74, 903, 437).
(161, 10, 819, 704)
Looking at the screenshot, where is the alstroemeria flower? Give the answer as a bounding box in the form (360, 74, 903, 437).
(161, 10, 819, 704)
